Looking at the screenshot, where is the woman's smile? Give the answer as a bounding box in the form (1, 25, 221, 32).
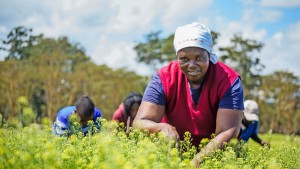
(187, 70, 201, 76)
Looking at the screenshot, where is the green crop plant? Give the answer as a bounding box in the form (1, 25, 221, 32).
(0, 119, 299, 169)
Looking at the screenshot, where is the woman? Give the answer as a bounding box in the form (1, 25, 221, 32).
(239, 100, 270, 147)
(112, 92, 142, 133)
(53, 95, 102, 136)
(133, 22, 244, 166)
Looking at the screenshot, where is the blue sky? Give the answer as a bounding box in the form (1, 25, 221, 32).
(0, 0, 299, 76)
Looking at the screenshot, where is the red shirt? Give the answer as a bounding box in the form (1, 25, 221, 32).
(159, 61, 239, 146)
(112, 103, 130, 126)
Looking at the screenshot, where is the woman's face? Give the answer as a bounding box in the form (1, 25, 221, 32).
(130, 103, 140, 119)
(177, 47, 210, 88)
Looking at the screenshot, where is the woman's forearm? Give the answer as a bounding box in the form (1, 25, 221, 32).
(133, 119, 164, 133)
(193, 126, 240, 166)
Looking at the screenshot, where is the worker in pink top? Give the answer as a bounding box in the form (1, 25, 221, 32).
(112, 92, 142, 133)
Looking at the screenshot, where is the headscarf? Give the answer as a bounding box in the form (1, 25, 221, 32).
(173, 22, 218, 64)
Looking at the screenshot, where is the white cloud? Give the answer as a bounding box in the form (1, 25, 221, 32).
(212, 7, 299, 77)
(287, 22, 300, 41)
(160, 0, 213, 29)
(242, 8, 282, 24)
(0, 26, 7, 33)
(213, 6, 274, 49)
(260, 0, 300, 7)
(259, 10, 283, 22)
(216, 21, 267, 48)
(0, 0, 166, 75)
(260, 21, 300, 76)
(105, 3, 154, 33)
(90, 37, 152, 76)
(273, 32, 284, 46)
(0, 0, 299, 77)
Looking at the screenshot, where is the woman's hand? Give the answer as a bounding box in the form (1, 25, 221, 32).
(261, 140, 271, 148)
(160, 123, 180, 142)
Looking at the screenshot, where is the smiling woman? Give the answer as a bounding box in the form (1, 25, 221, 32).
(133, 22, 244, 167)
(177, 47, 210, 88)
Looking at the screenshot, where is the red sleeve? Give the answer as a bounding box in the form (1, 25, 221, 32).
(112, 103, 127, 124)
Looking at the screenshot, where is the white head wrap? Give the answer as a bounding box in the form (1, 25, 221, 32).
(244, 100, 259, 121)
(173, 22, 218, 64)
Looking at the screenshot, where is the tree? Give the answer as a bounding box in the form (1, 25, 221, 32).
(257, 71, 300, 134)
(218, 33, 264, 98)
(0, 26, 42, 60)
(0, 26, 44, 123)
(134, 31, 166, 72)
(0, 59, 24, 120)
(0, 26, 148, 123)
(26, 37, 91, 120)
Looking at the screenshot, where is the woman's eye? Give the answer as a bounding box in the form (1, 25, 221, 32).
(179, 58, 187, 62)
(197, 56, 206, 61)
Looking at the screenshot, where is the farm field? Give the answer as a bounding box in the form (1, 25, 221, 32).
(0, 120, 299, 169)
(247, 133, 299, 150)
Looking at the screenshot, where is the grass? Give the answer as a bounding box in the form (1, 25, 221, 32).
(246, 133, 300, 150)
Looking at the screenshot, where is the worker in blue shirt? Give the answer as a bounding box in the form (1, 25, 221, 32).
(239, 100, 270, 147)
(52, 95, 102, 136)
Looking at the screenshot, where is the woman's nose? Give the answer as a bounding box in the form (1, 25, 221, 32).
(187, 60, 197, 67)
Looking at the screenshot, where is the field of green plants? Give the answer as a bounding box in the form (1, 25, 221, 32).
(0, 119, 299, 169)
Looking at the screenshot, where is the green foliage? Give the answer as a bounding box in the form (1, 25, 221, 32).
(0, 113, 2, 127)
(67, 114, 82, 135)
(219, 33, 264, 98)
(257, 71, 300, 133)
(0, 121, 299, 169)
(211, 31, 220, 46)
(0, 27, 147, 123)
(134, 31, 173, 72)
(41, 117, 52, 127)
(4, 96, 36, 128)
(0, 26, 43, 60)
(180, 132, 197, 160)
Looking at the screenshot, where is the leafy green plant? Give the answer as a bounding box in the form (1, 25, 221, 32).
(0, 119, 299, 169)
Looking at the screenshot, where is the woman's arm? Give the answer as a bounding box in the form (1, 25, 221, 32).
(133, 101, 179, 140)
(193, 108, 243, 166)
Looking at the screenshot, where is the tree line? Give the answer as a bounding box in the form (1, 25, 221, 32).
(0, 26, 147, 126)
(0, 26, 299, 134)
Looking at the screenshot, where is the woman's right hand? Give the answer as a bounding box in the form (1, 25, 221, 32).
(160, 123, 180, 142)
(261, 140, 271, 148)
